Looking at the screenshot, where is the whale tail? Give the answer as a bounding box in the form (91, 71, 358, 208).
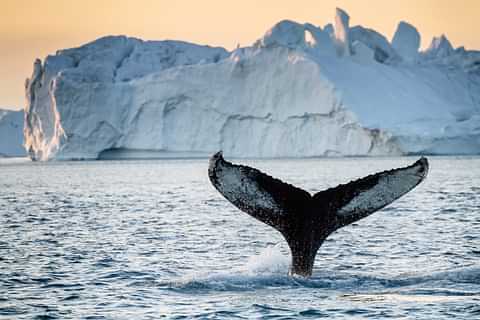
(208, 152, 429, 277)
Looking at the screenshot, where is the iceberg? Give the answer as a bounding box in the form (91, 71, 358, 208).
(350, 26, 397, 63)
(391, 21, 421, 62)
(334, 8, 351, 56)
(24, 9, 480, 160)
(423, 34, 454, 59)
(0, 109, 24, 157)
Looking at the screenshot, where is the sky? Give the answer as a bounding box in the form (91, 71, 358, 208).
(1, 0, 479, 110)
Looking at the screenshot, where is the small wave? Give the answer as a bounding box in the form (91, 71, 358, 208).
(309, 266, 480, 290)
(98, 270, 155, 281)
(41, 282, 83, 289)
(398, 266, 480, 286)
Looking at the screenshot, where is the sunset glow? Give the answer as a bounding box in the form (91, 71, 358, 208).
(1, 0, 479, 109)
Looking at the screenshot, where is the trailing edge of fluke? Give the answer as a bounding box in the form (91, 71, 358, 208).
(208, 151, 429, 277)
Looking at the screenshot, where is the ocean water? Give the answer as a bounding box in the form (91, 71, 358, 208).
(0, 156, 479, 319)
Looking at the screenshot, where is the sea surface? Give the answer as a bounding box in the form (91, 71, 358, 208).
(1, 156, 479, 319)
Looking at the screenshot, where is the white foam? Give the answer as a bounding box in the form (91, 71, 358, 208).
(242, 243, 290, 275)
(171, 244, 291, 291)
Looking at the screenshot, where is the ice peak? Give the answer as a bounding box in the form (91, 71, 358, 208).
(334, 7, 351, 56)
(392, 21, 420, 62)
(335, 8, 350, 20)
(256, 20, 335, 55)
(350, 26, 398, 63)
(425, 34, 454, 58)
(258, 20, 306, 49)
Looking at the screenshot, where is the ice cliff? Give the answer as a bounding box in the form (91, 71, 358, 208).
(0, 109, 24, 157)
(24, 9, 480, 160)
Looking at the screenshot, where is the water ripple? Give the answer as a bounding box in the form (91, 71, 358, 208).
(1, 157, 479, 319)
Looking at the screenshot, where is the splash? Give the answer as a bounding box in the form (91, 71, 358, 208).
(168, 244, 293, 292)
(241, 243, 290, 275)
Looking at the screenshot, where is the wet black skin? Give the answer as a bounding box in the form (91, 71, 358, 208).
(208, 152, 429, 277)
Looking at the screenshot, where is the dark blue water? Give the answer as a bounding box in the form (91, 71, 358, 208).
(1, 157, 479, 319)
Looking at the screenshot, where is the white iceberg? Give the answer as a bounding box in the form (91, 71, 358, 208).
(350, 26, 398, 63)
(24, 9, 480, 160)
(423, 34, 454, 59)
(0, 109, 24, 157)
(334, 8, 351, 56)
(391, 21, 420, 62)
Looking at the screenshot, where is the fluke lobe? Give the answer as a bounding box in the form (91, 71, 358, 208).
(208, 152, 429, 277)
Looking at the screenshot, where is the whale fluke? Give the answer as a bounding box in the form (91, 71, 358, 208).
(208, 152, 429, 277)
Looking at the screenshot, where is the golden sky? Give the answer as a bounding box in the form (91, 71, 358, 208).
(1, 0, 479, 110)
